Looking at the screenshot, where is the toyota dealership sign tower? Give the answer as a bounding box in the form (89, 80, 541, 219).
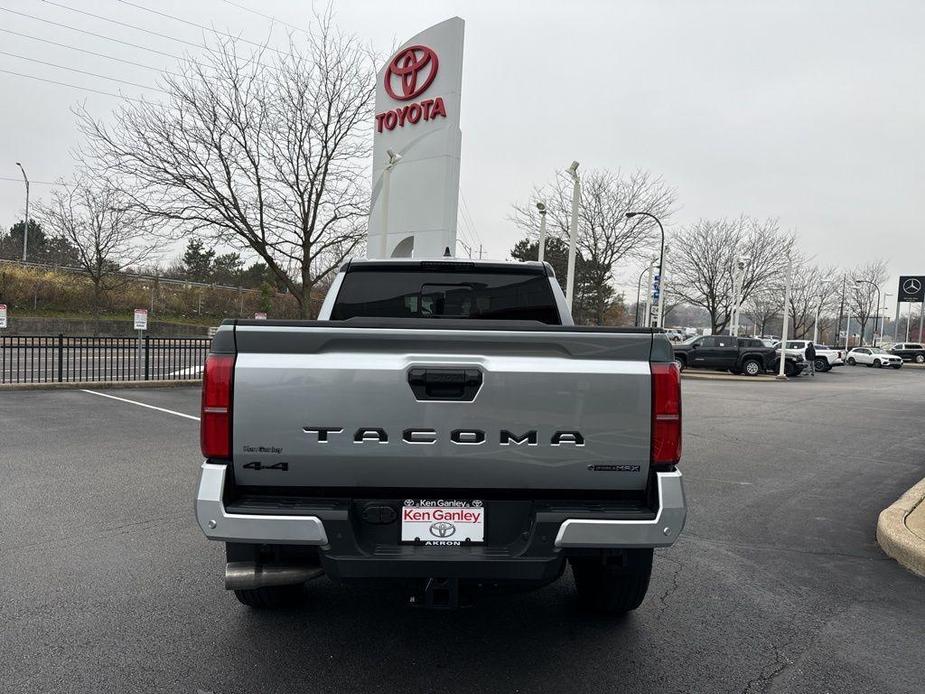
(367, 17, 464, 259)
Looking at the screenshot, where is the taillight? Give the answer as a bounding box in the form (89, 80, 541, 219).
(651, 362, 681, 466)
(201, 354, 234, 459)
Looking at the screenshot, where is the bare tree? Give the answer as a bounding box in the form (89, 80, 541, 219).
(670, 216, 793, 335)
(77, 15, 375, 318)
(785, 260, 840, 339)
(743, 287, 783, 338)
(847, 260, 889, 344)
(36, 177, 160, 330)
(511, 169, 676, 324)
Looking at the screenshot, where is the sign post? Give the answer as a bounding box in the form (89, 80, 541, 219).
(0, 303, 7, 329)
(896, 276, 924, 345)
(134, 308, 148, 380)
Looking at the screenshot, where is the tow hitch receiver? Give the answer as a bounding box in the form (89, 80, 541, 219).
(412, 577, 460, 609)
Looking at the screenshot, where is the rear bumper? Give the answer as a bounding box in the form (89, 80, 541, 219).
(196, 463, 687, 580)
(554, 470, 686, 548)
(196, 463, 329, 545)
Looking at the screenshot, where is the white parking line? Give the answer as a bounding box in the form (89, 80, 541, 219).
(81, 389, 200, 421)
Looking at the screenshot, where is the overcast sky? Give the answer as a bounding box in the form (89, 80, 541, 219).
(1, 0, 922, 302)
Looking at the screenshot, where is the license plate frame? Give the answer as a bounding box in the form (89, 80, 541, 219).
(400, 499, 485, 545)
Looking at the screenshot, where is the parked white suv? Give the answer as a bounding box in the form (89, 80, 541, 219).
(846, 347, 903, 369)
(778, 340, 844, 372)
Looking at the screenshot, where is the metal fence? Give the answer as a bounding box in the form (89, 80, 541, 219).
(0, 335, 212, 384)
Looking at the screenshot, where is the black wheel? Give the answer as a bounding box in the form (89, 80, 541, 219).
(673, 357, 686, 372)
(234, 584, 306, 609)
(814, 358, 828, 372)
(783, 361, 797, 377)
(742, 359, 762, 376)
(571, 549, 653, 614)
(893, 364, 903, 369)
(874, 359, 882, 368)
(915, 354, 924, 364)
(847, 357, 856, 366)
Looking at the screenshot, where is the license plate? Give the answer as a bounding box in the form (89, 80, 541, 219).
(400, 499, 485, 545)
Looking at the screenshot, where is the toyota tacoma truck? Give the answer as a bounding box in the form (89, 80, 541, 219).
(196, 259, 686, 613)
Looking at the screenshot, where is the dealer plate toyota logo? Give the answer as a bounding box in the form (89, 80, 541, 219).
(385, 45, 439, 101)
(429, 521, 456, 538)
(903, 278, 922, 295)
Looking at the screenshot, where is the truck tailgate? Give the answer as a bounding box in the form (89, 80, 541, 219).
(230, 323, 654, 491)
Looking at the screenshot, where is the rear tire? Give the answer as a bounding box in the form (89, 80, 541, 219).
(847, 357, 856, 366)
(915, 354, 924, 364)
(742, 359, 762, 376)
(233, 584, 306, 609)
(571, 549, 653, 614)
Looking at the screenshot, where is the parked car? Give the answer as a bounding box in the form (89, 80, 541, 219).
(889, 342, 925, 364)
(846, 347, 903, 369)
(672, 335, 805, 376)
(778, 340, 844, 372)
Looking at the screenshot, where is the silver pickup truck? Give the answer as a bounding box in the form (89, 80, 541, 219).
(196, 259, 686, 613)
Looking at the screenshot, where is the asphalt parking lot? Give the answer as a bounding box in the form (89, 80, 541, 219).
(2, 366, 924, 693)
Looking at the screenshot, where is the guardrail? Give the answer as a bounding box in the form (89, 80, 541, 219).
(0, 335, 212, 384)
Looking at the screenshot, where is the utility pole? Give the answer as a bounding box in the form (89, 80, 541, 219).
(16, 162, 30, 261)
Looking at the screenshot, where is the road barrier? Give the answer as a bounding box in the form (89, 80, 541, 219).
(0, 335, 211, 384)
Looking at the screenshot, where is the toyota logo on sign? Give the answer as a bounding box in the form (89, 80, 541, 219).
(903, 278, 922, 295)
(429, 521, 456, 538)
(385, 45, 439, 101)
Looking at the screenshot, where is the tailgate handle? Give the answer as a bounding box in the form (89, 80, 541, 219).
(408, 368, 482, 401)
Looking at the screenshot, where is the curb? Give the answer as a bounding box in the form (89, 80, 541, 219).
(0, 379, 201, 392)
(876, 477, 925, 577)
(681, 371, 776, 382)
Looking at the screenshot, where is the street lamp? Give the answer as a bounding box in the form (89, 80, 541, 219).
(565, 161, 580, 310)
(377, 149, 402, 259)
(15, 162, 30, 262)
(536, 202, 547, 264)
(855, 279, 881, 346)
(812, 278, 834, 344)
(626, 210, 665, 327)
(634, 258, 656, 327)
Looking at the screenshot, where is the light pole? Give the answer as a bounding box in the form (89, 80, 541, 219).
(634, 258, 655, 327)
(730, 256, 746, 336)
(565, 161, 581, 310)
(855, 279, 881, 346)
(16, 162, 30, 261)
(812, 278, 834, 344)
(626, 210, 665, 327)
(565, 161, 580, 311)
(880, 294, 892, 344)
(536, 202, 547, 264)
(777, 253, 794, 379)
(377, 149, 402, 259)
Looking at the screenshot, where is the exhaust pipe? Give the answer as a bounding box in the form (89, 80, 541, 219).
(225, 562, 324, 591)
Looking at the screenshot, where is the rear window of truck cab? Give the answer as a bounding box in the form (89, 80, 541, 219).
(330, 264, 561, 324)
